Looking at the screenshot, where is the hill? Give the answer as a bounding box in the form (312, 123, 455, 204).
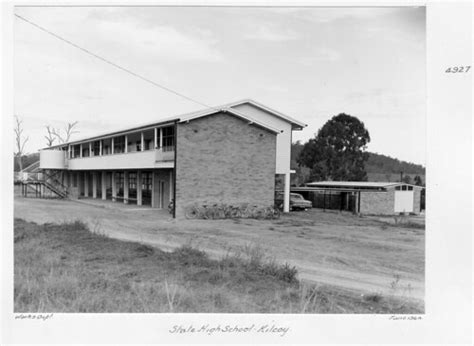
(366, 152, 425, 175)
(290, 142, 425, 185)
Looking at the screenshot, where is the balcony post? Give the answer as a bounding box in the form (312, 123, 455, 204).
(123, 171, 129, 204)
(154, 128, 158, 149)
(111, 138, 114, 155)
(89, 142, 92, 157)
(99, 140, 102, 156)
(125, 135, 128, 153)
(80, 144, 83, 158)
(141, 132, 144, 151)
(137, 170, 142, 206)
(159, 128, 163, 149)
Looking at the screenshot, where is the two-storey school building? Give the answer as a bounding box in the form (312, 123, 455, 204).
(39, 99, 307, 218)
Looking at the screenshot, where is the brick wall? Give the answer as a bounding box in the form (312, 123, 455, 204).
(359, 190, 395, 215)
(360, 188, 423, 215)
(175, 112, 276, 218)
(413, 188, 422, 214)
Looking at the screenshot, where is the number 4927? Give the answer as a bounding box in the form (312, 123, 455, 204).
(445, 66, 470, 73)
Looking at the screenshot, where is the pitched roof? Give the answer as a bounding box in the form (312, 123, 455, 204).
(43, 99, 304, 149)
(223, 99, 307, 129)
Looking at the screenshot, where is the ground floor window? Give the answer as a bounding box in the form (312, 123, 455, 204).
(128, 172, 137, 204)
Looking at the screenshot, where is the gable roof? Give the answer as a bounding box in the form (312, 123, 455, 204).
(43, 99, 304, 149)
(179, 107, 282, 134)
(223, 99, 307, 130)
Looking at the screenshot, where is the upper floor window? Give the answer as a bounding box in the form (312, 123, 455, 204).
(162, 126, 175, 151)
(114, 136, 125, 154)
(92, 141, 100, 156)
(72, 144, 80, 158)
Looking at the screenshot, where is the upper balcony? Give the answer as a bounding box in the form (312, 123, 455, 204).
(41, 147, 174, 170)
(40, 125, 176, 171)
(67, 148, 174, 170)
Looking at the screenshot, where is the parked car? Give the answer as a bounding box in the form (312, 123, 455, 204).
(275, 192, 312, 211)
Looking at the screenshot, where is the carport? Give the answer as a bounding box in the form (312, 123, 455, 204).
(292, 181, 424, 215)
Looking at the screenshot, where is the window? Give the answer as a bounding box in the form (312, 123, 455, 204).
(129, 172, 137, 190)
(162, 126, 175, 151)
(402, 185, 407, 191)
(72, 144, 81, 158)
(82, 144, 90, 157)
(114, 136, 125, 154)
(102, 139, 112, 155)
(408, 186, 413, 191)
(92, 141, 100, 156)
(142, 172, 152, 191)
(395, 186, 401, 191)
(145, 139, 152, 151)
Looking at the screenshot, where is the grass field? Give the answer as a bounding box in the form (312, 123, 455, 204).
(14, 218, 423, 313)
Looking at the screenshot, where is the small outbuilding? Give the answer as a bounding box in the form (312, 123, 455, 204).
(292, 181, 424, 215)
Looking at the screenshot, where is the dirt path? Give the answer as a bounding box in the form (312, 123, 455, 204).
(14, 195, 425, 301)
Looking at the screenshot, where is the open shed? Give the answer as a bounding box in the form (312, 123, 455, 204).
(292, 181, 424, 215)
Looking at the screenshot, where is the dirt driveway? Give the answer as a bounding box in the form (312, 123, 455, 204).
(14, 195, 425, 301)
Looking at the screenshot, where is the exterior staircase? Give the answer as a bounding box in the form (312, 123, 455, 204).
(19, 170, 68, 199)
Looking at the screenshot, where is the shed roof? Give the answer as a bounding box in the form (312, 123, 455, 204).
(306, 181, 422, 189)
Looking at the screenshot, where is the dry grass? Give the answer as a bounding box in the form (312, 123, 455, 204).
(14, 219, 423, 313)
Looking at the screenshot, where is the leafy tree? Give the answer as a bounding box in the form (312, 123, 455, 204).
(414, 175, 423, 186)
(297, 113, 370, 181)
(290, 141, 311, 186)
(402, 175, 412, 184)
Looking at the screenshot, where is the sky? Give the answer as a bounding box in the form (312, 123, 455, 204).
(14, 6, 426, 165)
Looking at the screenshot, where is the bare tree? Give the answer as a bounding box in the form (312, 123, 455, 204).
(44, 125, 56, 147)
(14, 115, 29, 171)
(52, 121, 79, 144)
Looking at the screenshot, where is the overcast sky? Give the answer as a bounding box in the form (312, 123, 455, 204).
(14, 6, 426, 165)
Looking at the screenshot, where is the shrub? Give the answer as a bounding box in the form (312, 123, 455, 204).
(185, 203, 280, 220)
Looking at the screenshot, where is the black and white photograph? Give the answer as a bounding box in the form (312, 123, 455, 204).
(1, 1, 472, 344)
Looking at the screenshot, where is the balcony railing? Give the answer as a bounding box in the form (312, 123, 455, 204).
(155, 146, 175, 162)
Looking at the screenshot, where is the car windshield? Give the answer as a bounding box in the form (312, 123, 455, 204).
(291, 194, 303, 199)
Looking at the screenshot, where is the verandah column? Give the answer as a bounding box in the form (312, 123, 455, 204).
(111, 171, 117, 202)
(84, 172, 89, 197)
(137, 170, 142, 206)
(151, 171, 157, 208)
(101, 171, 106, 200)
(283, 172, 290, 213)
(123, 171, 129, 204)
(92, 172, 98, 198)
